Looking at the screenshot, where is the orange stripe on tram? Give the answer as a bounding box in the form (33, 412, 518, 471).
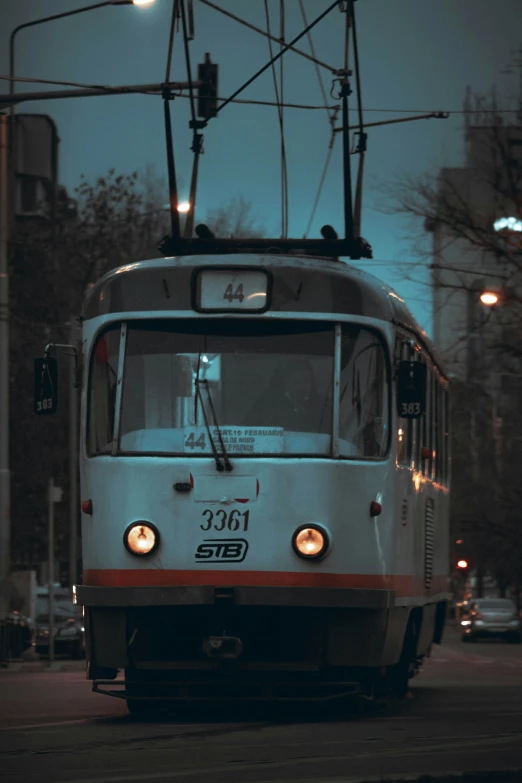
(83, 569, 449, 596)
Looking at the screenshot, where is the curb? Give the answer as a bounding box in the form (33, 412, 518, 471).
(0, 661, 85, 673)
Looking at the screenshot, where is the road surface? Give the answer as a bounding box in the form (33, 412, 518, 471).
(1, 626, 522, 783)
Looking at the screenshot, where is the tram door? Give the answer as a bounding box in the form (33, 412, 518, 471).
(395, 335, 449, 597)
(395, 336, 430, 593)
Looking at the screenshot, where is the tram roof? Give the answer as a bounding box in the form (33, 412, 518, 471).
(83, 254, 443, 371)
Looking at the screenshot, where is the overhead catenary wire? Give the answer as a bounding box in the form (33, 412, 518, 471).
(304, 135, 337, 239)
(0, 75, 518, 115)
(298, 0, 335, 127)
(299, 0, 339, 238)
(264, 0, 289, 240)
(199, 0, 337, 74)
(215, 0, 344, 117)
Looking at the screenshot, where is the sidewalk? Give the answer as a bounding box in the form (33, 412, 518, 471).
(0, 648, 85, 673)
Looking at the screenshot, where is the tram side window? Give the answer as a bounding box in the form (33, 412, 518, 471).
(339, 327, 389, 459)
(396, 340, 418, 469)
(87, 326, 121, 455)
(442, 389, 450, 487)
(432, 375, 440, 482)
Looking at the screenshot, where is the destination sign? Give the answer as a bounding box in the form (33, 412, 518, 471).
(184, 426, 283, 454)
(196, 269, 269, 312)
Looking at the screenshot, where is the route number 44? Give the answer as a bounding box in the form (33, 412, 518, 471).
(185, 432, 206, 450)
(223, 283, 244, 303)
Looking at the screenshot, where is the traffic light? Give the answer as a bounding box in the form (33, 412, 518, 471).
(457, 559, 469, 571)
(197, 53, 218, 120)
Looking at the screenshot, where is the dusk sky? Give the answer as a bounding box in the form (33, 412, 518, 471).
(1, 0, 521, 334)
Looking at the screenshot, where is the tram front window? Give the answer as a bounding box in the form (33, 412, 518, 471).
(119, 320, 334, 456)
(88, 319, 389, 459)
(339, 326, 389, 458)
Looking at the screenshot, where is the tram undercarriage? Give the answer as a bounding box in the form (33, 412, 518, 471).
(80, 588, 446, 708)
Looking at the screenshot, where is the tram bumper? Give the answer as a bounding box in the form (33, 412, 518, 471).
(76, 584, 407, 679)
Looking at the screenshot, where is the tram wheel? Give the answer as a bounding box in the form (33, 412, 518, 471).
(387, 615, 419, 699)
(126, 697, 156, 715)
(125, 669, 160, 716)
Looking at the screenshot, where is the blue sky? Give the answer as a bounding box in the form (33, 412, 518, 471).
(1, 0, 521, 335)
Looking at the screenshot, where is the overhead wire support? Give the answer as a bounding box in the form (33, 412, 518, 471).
(0, 80, 199, 105)
(351, 0, 366, 238)
(215, 0, 343, 118)
(340, 2, 354, 245)
(299, 0, 338, 238)
(280, 0, 288, 239)
(199, 0, 337, 75)
(180, 0, 203, 239)
(334, 111, 450, 132)
(165, 0, 181, 83)
(163, 0, 182, 239)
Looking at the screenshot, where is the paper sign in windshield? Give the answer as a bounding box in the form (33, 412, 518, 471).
(184, 426, 283, 454)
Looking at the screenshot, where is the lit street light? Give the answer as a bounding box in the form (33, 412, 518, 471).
(479, 291, 500, 306)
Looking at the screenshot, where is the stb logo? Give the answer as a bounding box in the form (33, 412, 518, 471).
(195, 539, 248, 563)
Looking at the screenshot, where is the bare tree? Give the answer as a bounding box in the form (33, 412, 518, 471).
(203, 195, 266, 238)
(385, 92, 522, 366)
(9, 166, 169, 573)
(384, 91, 522, 599)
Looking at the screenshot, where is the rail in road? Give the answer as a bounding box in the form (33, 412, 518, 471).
(1, 629, 522, 783)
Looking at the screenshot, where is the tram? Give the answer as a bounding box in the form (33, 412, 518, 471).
(36, 250, 450, 710)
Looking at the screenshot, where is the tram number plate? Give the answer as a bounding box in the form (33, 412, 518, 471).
(196, 269, 269, 311)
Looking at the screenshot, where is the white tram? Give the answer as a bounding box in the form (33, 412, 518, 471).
(41, 252, 450, 708)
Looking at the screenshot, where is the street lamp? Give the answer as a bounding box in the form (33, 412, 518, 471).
(10, 0, 156, 100)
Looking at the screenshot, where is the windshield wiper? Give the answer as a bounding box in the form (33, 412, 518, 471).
(201, 379, 232, 472)
(194, 352, 232, 472)
(195, 379, 224, 471)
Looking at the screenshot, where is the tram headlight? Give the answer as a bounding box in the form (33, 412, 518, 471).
(124, 522, 159, 556)
(292, 524, 329, 560)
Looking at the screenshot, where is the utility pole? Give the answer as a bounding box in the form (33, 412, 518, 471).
(0, 114, 10, 614)
(68, 320, 79, 588)
(47, 477, 62, 667)
(48, 478, 55, 665)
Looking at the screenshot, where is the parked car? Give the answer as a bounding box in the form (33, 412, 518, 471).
(461, 598, 521, 643)
(34, 591, 85, 659)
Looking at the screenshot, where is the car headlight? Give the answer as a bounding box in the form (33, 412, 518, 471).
(124, 522, 159, 556)
(292, 524, 329, 560)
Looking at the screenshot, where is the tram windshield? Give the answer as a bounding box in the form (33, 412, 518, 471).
(88, 320, 389, 459)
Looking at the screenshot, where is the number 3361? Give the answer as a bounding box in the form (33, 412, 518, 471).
(201, 509, 250, 531)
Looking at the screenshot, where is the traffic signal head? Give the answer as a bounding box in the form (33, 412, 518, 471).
(457, 559, 468, 570)
(198, 53, 218, 120)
